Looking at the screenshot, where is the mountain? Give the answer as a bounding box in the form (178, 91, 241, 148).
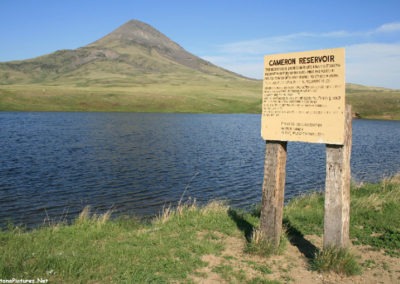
(0, 20, 247, 86)
(0, 20, 398, 118)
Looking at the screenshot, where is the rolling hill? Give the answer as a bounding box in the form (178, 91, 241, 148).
(0, 20, 399, 118)
(0, 20, 247, 86)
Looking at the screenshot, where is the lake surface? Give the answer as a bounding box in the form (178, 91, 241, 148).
(1, 112, 399, 228)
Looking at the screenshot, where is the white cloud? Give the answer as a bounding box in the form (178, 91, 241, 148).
(217, 32, 318, 55)
(374, 22, 400, 33)
(346, 43, 400, 88)
(203, 22, 400, 89)
(320, 30, 353, 38)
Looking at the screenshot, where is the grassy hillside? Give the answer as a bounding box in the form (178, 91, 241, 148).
(346, 84, 400, 120)
(1, 82, 400, 119)
(0, 79, 262, 113)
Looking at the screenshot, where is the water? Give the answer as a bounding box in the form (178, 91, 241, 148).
(0, 112, 399, 228)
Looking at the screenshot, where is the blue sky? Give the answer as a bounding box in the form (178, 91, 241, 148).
(1, 0, 399, 88)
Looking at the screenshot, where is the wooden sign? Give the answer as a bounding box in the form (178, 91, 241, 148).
(261, 48, 345, 144)
(259, 48, 351, 250)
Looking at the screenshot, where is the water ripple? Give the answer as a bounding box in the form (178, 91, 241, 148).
(1, 113, 399, 228)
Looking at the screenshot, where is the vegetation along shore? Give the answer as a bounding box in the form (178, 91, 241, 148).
(1, 83, 400, 120)
(1, 174, 399, 283)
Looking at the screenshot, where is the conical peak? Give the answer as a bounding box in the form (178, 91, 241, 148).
(113, 20, 163, 39)
(92, 19, 180, 50)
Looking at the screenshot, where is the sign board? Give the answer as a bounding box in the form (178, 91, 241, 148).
(261, 48, 345, 144)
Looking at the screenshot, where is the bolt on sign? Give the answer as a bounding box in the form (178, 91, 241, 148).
(261, 48, 345, 145)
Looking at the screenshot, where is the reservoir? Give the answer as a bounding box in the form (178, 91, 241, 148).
(1, 112, 399, 228)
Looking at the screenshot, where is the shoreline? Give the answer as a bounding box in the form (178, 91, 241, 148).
(1, 175, 399, 282)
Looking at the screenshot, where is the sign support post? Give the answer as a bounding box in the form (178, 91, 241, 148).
(324, 105, 352, 248)
(260, 141, 287, 247)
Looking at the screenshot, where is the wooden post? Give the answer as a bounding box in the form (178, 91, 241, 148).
(260, 141, 288, 247)
(324, 105, 352, 248)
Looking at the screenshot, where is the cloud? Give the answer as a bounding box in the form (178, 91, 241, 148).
(346, 43, 400, 88)
(217, 32, 319, 55)
(215, 22, 400, 56)
(202, 22, 400, 88)
(374, 22, 400, 33)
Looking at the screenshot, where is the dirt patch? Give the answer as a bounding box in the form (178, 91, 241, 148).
(191, 254, 224, 284)
(190, 233, 400, 283)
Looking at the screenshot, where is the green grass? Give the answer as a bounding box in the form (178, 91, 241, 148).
(283, 192, 325, 236)
(0, 202, 237, 283)
(1, 176, 399, 282)
(350, 176, 400, 257)
(284, 174, 400, 257)
(1, 202, 273, 283)
(212, 264, 247, 283)
(283, 175, 400, 275)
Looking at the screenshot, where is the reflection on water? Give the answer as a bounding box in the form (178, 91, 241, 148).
(0, 112, 399, 228)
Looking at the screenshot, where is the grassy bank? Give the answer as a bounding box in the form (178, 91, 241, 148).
(1, 83, 400, 119)
(1, 176, 399, 283)
(0, 81, 262, 114)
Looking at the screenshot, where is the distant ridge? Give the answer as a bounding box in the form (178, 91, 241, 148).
(0, 19, 246, 86)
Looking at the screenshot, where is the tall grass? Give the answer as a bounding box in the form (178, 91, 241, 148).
(245, 227, 288, 257)
(75, 205, 112, 225)
(311, 246, 361, 276)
